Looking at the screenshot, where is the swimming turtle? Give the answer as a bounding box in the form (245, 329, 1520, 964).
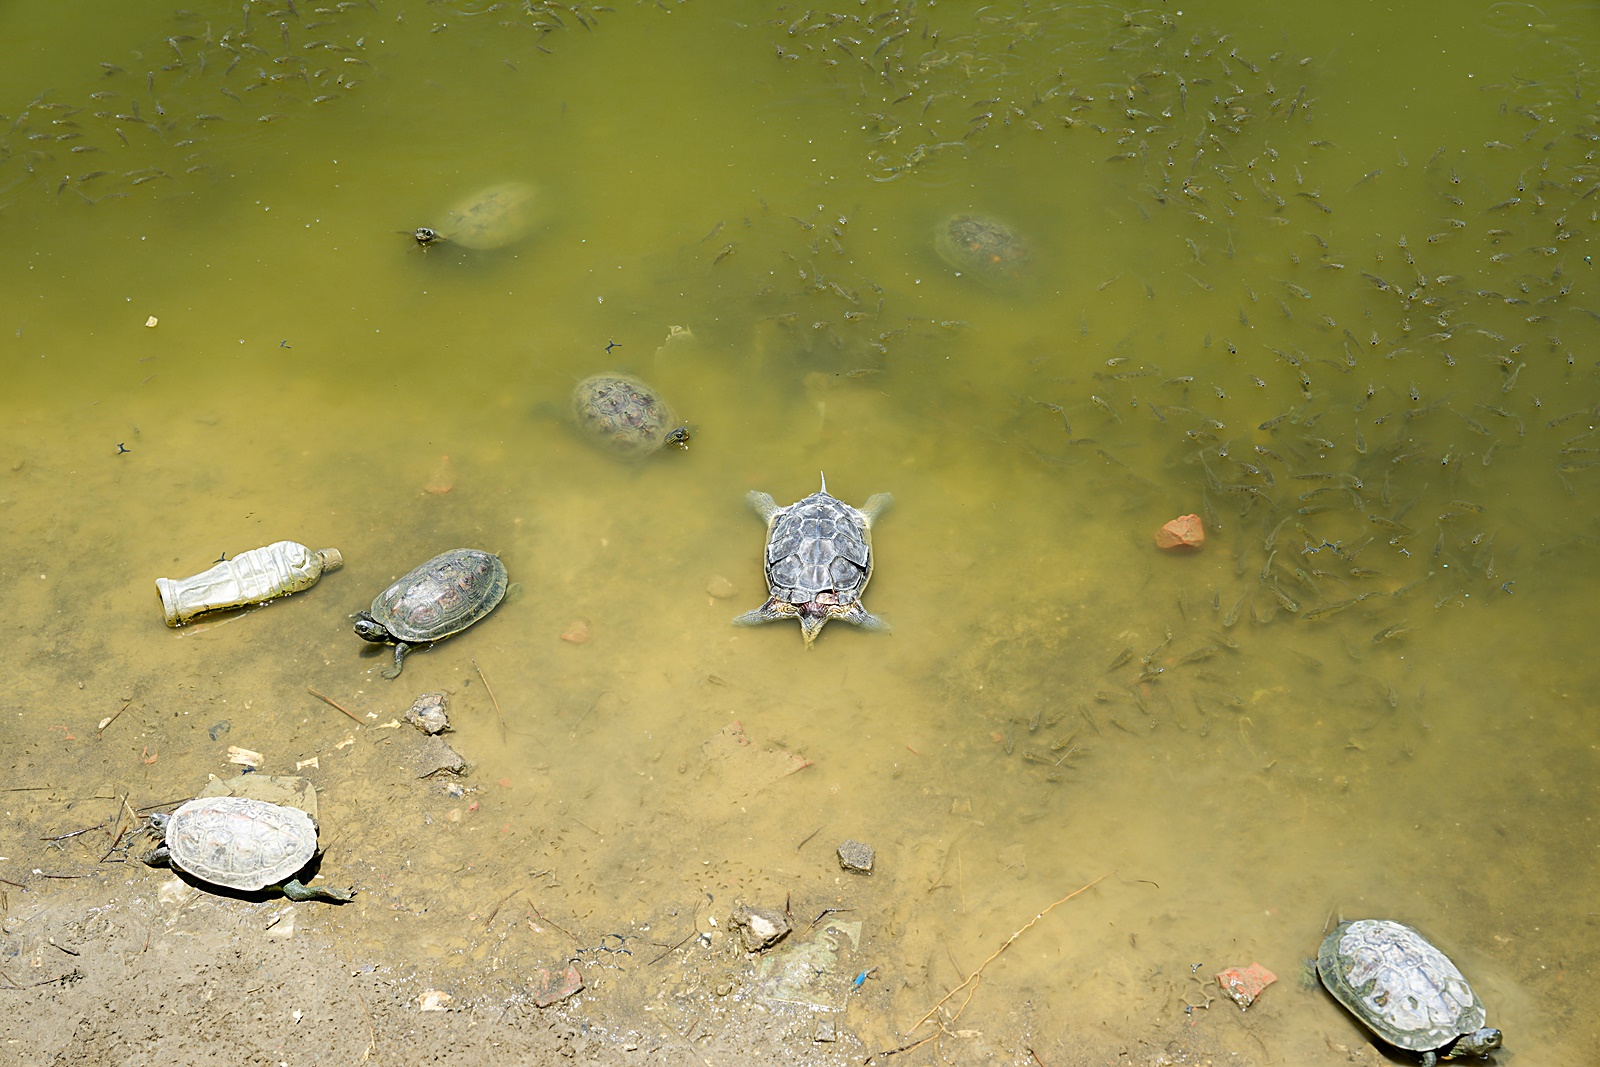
(407, 182, 537, 252)
(734, 475, 890, 647)
(572, 373, 690, 458)
(354, 548, 508, 679)
(145, 795, 353, 903)
(1317, 919, 1502, 1065)
(934, 213, 1030, 282)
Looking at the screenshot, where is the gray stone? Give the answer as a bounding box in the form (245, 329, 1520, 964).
(416, 736, 468, 778)
(730, 905, 791, 952)
(405, 692, 451, 735)
(837, 839, 874, 874)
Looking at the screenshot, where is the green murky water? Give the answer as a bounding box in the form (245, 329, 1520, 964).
(4, 0, 1599, 1061)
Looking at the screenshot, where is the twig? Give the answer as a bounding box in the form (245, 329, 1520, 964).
(0, 876, 27, 890)
(307, 686, 365, 727)
(354, 988, 376, 1062)
(97, 699, 130, 737)
(481, 887, 520, 929)
(911, 873, 1108, 1033)
(472, 660, 507, 742)
(526, 899, 579, 943)
(794, 824, 823, 851)
(40, 824, 105, 842)
(648, 926, 701, 965)
(866, 1034, 937, 1062)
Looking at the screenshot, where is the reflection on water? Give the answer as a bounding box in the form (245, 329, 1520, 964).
(4, 0, 1599, 1061)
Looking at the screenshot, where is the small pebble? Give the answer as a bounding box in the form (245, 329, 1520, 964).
(706, 575, 737, 599)
(561, 619, 590, 644)
(405, 692, 450, 735)
(837, 839, 875, 874)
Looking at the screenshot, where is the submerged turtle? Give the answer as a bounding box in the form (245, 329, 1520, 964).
(734, 475, 890, 647)
(145, 795, 352, 903)
(1317, 919, 1502, 1066)
(408, 181, 537, 252)
(354, 548, 508, 679)
(934, 213, 1030, 282)
(572, 373, 690, 458)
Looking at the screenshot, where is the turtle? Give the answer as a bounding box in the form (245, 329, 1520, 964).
(441, 181, 537, 250)
(733, 475, 890, 647)
(933, 213, 1030, 283)
(407, 182, 538, 253)
(354, 548, 508, 679)
(1317, 918, 1502, 1066)
(571, 373, 690, 458)
(144, 795, 353, 903)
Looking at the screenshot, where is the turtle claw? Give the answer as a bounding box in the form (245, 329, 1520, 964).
(380, 643, 410, 680)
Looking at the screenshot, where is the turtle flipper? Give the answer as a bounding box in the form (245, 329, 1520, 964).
(859, 493, 893, 524)
(732, 599, 792, 628)
(281, 878, 355, 904)
(381, 642, 411, 680)
(143, 845, 172, 869)
(746, 491, 780, 523)
(839, 603, 890, 633)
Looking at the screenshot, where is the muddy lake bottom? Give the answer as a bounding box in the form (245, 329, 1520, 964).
(6, 0, 1600, 1063)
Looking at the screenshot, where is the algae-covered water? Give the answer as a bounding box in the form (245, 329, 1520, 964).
(4, 1, 1599, 1062)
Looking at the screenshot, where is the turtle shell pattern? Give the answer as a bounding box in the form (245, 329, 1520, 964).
(934, 214, 1030, 281)
(762, 490, 874, 608)
(445, 181, 536, 250)
(369, 549, 508, 644)
(164, 796, 318, 892)
(1317, 919, 1490, 1054)
(572, 374, 684, 457)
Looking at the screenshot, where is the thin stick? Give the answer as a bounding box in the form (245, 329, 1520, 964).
(0, 876, 26, 890)
(354, 988, 376, 1062)
(648, 927, 701, 965)
(307, 686, 365, 727)
(912, 873, 1108, 1032)
(481, 887, 520, 929)
(526, 899, 579, 943)
(40, 824, 105, 842)
(97, 700, 130, 737)
(472, 660, 507, 741)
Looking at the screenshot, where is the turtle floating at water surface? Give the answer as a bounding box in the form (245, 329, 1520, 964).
(354, 548, 508, 678)
(1317, 918, 1502, 1066)
(406, 181, 538, 252)
(571, 373, 690, 458)
(934, 213, 1030, 283)
(734, 475, 890, 647)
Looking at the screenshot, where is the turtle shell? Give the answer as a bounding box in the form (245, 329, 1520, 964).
(572, 374, 688, 458)
(934, 213, 1030, 282)
(763, 490, 874, 607)
(162, 796, 318, 892)
(444, 181, 537, 250)
(369, 549, 508, 643)
(1317, 919, 1490, 1055)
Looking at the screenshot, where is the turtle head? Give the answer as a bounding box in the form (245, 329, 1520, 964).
(664, 425, 691, 450)
(1450, 1028, 1502, 1059)
(352, 611, 392, 644)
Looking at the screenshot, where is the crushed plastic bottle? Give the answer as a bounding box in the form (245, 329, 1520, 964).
(157, 540, 343, 627)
